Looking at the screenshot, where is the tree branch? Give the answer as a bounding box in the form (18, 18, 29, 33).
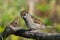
(0, 26, 60, 40)
(0, 27, 14, 40)
(14, 29, 60, 40)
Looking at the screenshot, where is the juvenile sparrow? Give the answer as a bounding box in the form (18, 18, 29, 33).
(8, 16, 20, 31)
(20, 10, 47, 32)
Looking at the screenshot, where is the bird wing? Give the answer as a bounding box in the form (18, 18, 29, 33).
(30, 15, 45, 25)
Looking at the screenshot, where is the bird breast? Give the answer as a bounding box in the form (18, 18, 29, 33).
(25, 14, 46, 30)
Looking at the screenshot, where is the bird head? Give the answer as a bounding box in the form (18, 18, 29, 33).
(10, 17, 20, 27)
(20, 10, 29, 19)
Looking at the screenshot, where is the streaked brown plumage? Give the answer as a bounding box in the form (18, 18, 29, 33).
(10, 16, 20, 27)
(21, 10, 46, 32)
(7, 16, 20, 31)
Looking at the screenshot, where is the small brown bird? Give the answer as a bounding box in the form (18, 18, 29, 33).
(8, 16, 20, 31)
(10, 16, 20, 27)
(21, 10, 47, 32)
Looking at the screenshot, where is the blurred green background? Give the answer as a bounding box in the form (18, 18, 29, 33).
(0, 0, 60, 40)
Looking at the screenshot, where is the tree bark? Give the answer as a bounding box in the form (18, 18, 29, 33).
(0, 26, 60, 40)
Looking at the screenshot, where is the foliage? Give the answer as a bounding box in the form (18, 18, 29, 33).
(36, 4, 50, 12)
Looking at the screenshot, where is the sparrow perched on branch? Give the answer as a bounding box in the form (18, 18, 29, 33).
(20, 10, 47, 32)
(7, 16, 20, 31)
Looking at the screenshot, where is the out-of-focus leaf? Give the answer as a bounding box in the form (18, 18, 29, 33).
(36, 4, 50, 12)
